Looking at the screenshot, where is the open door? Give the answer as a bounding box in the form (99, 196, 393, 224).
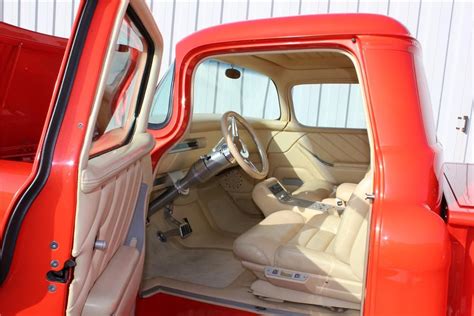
(66, 2, 162, 315)
(0, 1, 162, 315)
(443, 163, 474, 316)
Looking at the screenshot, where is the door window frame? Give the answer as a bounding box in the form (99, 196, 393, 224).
(88, 6, 155, 158)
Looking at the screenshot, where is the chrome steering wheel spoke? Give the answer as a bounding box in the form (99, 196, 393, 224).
(220, 111, 269, 180)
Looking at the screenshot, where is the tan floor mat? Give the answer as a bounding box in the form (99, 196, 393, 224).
(144, 234, 244, 288)
(197, 182, 262, 234)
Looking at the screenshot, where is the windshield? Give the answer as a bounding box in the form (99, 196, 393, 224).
(148, 63, 174, 129)
(193, 59, 280, 120)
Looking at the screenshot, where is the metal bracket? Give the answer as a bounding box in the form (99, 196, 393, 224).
(46, 259, 76, 283)
(456, 115, 469, 134)
(365, 193, 375, 201)
(168, 170, 189, 195)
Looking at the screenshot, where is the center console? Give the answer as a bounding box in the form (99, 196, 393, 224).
(252, 177, 343, 217)
(267, 181, 338, 211)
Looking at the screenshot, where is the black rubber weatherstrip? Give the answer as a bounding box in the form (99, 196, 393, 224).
(127, 5, 155, 120)
(0, 0, 97, 284)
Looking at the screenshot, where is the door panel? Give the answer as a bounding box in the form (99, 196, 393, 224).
(267, 126, 370, 197)
(67, 134, 154, 315)
(66, 1, 162, 314)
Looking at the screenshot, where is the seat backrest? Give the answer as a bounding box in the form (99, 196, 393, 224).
(332, 172, 372, 280)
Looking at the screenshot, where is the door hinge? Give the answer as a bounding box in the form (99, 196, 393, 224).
(46, 259, 76, 283)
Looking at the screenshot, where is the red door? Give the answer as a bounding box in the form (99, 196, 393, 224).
(0, 1, 163, 315)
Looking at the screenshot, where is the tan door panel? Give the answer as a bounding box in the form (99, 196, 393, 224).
(266, 128, 369, 194)
(67, 134, 154, 316)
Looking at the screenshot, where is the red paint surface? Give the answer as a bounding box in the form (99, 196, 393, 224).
(444, 163, 474, 316)
(136, 293, 256, 316)
(150, 14, 451, 316)
(148, 13, 412, 168)
(0, 22, 67, 161)
(0, 1, 124, 314)
(0, 160, 32, 240)
(0, 22, 67, 240)
(0, 9, 468, 316)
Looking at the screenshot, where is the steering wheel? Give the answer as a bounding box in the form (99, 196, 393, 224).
(220, 111, 269, 180)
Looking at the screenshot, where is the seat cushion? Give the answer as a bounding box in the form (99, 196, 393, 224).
(335, 183, 358, 202)
(233, 210, 305, 266)
(291, 179, 334, 201)
(233, 210, 342, 268)
(322, 182, 357, 207)
(275, 246, 359, 281)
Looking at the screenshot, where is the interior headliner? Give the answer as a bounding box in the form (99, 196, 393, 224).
(216, 50, 358, 83)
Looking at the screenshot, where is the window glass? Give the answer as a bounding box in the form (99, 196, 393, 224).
(292, 84, 366, 129)
(193, 59, 280, 119)
(90, 16, 147, 156)
(148, 63, 174, 127)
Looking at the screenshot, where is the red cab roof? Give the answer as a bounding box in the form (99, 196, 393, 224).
(178, 14, 411, 49)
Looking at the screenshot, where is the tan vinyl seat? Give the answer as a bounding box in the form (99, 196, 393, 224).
(233, 173, 372, 310)
(322, 182, 358, 207)
(292, 181, 357, 205)
(252, 178, 357, 218)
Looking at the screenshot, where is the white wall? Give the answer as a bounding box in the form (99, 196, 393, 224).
(0, 0, 471, 163)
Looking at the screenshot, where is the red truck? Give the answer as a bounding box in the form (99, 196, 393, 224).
(0, 1, 472, 315)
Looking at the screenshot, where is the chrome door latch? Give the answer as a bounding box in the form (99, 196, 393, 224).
(365, 193, 375, 201)
(456, 115, 469, 134)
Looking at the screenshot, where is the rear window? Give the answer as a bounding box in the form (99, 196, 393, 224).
(292, 83, 366, 129)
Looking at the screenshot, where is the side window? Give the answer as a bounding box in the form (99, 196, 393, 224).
(193, 59, 280, 120)
(148, 63, 174, 128)
(89, 15, 148, 157)
(292, 84, 366, 129)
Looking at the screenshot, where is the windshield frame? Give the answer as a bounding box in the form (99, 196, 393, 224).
(148, 62, 175, 130)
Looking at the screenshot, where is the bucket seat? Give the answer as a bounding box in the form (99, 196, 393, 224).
(233, 172, 372, 309)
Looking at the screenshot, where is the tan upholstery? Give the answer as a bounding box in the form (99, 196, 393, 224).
(322, 182, 357, 207)
(252, 177, 335, 219)
(291, 180, 333, 202)
(67, 135, 154, 316)
(66, 0, 162, 313)
(234, 173, 372, 309)
(252, 177, 356, 218)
